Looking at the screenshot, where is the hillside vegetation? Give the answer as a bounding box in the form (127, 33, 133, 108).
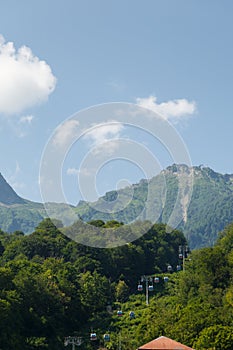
(76, 165, 233, 249)
(1, 165, 233, 249)
(0, 219, 233, 349)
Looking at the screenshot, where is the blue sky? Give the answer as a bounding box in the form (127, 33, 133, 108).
(0, 0, 233, 204)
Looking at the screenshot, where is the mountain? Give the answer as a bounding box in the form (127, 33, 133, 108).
(0, 173, 26, 205)
(0, 174, 78, 234)
(1, 166, 233, 249)
(75, 165, 233, 249)
(0, 173, 45, 233)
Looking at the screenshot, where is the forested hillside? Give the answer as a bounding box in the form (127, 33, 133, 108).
(0, 219, 233, 349)
(1, 164, 233, 249)
(76, 165, 233, 249)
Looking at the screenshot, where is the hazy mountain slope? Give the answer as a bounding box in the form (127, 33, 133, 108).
(0, 173, 26, 205)
(75, 165, 233, 249)
(1, 165, 233, 248)
(0, 203, 44, 233)
(0, 173, 44, 233)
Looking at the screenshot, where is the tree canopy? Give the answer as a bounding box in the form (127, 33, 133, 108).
(0, 219, 233, 349)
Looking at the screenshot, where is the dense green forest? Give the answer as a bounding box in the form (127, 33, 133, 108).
(0, 219, 233, 349)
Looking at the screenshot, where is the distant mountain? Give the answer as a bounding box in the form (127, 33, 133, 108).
(0, 173, 44, 233)
(1, 166, 233, 249)
(0, 174, 77, 234)
(0, 173, 26, 205)
(75, 165, 233, 249)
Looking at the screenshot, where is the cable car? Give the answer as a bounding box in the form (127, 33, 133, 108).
(117, 310, 123, 317)
(176, 265, 181, 271)
(154, 277, 160, 283)
(148, 285, 154, 292)
(138, 284, 143, 291)
(167, 265, 173, 272)
(164, 276, 169, 282)
(129, 311, 135, 319)
(103, 334, 110, 342)
(90, 333, 97, 341)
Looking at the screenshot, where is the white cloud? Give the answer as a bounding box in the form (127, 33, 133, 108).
(83, 122, 124, 156)
(9, 161, 25, 191)
(84, 122, 124, 145)
(19, 115, 34, 124)
(53, 119, 80, 148)
(92, 140, 121, 156)
(67, 167, 92, 177)
(7, 114, 35, 138)
(15, 161, 20, 176)
(0, 35, 56, 115)
(67, 167, 79, 176)
(136, 95, 196, 122)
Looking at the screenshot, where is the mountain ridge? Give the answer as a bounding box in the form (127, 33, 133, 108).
(1, 165, 233, 249)
(75, 164, 233, 248)
(0, 173, 27, 205)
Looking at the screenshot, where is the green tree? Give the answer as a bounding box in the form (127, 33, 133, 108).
(79, 270, 109, 314)
(115, 280, 130, 302)
(195, 325, 233, 350)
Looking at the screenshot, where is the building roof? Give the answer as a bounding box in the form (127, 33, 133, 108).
(138, 336, 194, 350)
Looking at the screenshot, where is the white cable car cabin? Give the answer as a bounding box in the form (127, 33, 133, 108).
(148, 285, 154, 292)
(90, 333, 97, 341)
(138, 284, 143, 291)
(129, 311, 135, 319)
(117, 310, 123, 316)
(103, 334, 110, 342)
(167, 265, 173, 272)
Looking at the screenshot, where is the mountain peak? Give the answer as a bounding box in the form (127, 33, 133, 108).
(0, 173, 25, 205)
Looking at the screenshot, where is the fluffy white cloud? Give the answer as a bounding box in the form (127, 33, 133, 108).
(83, 122, 124, 156)
(53, 120, 80, 148)
(84, 122, 124, 145)
(136, 95, 196, 122)
(80, 121, 124, 156)
(0, 35, 56, 115)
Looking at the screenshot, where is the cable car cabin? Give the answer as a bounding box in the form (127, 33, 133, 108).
(129, 311, 135, 319)
(179, 253, 183, 259)
(154, 277, 160, 283)
(148, 285, 154, 292)
(176, 265, 181, 271)
(90, 333, 97, 341)
(103, 334, 110, 342)
(117, 310, 123, 316)
(167, 265, 173, 272)
(138, 284, 143, 291)
(164, 276, 169, 282)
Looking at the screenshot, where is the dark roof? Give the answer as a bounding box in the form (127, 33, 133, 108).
(138, 336, 194, 350)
